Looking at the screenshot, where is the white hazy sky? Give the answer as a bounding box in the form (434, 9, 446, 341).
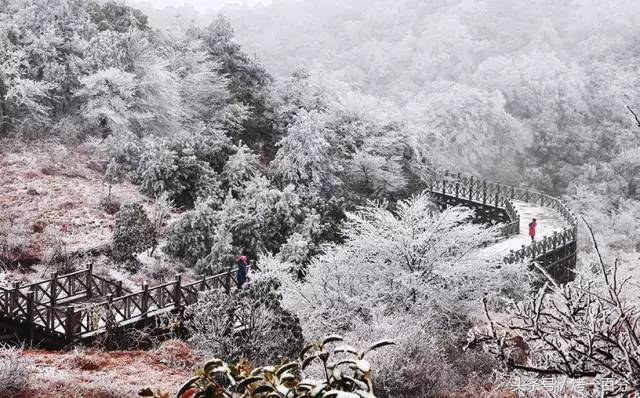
(130, 0, 272, 12)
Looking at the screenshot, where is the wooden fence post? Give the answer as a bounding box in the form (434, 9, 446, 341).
(225, 268, 232, 294)
(86, 264, 93, 298)
(10, 282, 19, 313)
(141, 282, 149, 316)
(65, 306, 75, 340)
(455, 173, 460, 198)
(50, 272, 58, 307)
(106, 294, 114, 332)
(173, 274, 182, 308)
(116, 281, 123, 297)
(26, 290, 34, 339)
(469, 176, 474, 200)
(495, 185, 500, 207)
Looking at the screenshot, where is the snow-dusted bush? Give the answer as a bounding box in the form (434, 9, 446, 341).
(265, 194, 509, 397)
(136, 132, 226, 207)
(0, 218, 31, 267)
(112, 203, 157, 263)
(475, 227, 640, 395)
(164, 198, 218, 266)
(0, 346, 32, 396)
(166, 176, 327, 270)
(185, 277, 303, 365)
(150, 192, 174, 241)
(222, 142, 261, 193)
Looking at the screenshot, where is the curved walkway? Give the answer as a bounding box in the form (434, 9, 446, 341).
(479, 200, 569, 261)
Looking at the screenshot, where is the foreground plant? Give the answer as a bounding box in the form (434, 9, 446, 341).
(139, 336, 394, 398)
(468, 219, 640, 395)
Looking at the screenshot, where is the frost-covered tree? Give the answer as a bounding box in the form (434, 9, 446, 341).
(186, 277, 304, 365)
(189, 15, 276, 153)
(0, 0, 94, 136)
(136, 131, 227, 207)
(112, 202, 157, 263)
(164, 198, 218, 266)
(259, 194, 513, 397)
(222, 142, 261, 193)
(103, 158, 124, 201)
(160, 29, 230, 130)
(405, 82, 530, 181)
(75, 68, 137, 138)
(272, 109, 342, 194)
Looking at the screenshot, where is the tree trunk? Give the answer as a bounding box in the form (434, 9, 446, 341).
(0, 77, 8, 136)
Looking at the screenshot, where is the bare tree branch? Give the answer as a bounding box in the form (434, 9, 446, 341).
(626, 105, 640, 128)
(469, 218, 640, 395)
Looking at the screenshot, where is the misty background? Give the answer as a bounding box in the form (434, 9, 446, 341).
(2, 1, 640, 395)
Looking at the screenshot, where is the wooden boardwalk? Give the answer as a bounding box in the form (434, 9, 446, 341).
(0, 172, 577, 347)
(425, 172, 578, 281)
(0, 264, 249, 347)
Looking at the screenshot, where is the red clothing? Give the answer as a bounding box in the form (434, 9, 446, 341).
(528, 222, 537, 237)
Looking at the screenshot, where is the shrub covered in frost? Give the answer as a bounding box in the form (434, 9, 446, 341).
(0, 347, 32, 396)
(112, 202, 157, 262)
(136, 132, 227, 208)
(185, 278, 304, 365)
(164, 199, 218, 266)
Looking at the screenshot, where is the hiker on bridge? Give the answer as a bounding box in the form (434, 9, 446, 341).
(237, 255, 249, 287)
(529, 218, 537, 242)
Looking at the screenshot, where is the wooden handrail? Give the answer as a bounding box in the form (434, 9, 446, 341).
(425, 171, 577, 266)
(0, 172, 573, 344)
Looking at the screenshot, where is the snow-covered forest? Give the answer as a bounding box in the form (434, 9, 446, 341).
(1, 0, 640, 397)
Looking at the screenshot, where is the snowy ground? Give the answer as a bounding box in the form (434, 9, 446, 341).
(478, 200, 569, 261)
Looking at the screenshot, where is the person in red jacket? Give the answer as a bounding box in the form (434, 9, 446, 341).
(528, 218, 537, 242)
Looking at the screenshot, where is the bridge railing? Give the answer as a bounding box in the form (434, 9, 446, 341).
(0, 265, 129, 309)
(61, 265, 250, 339)
(0, 263, 254, 341)
(501, 185, 577, 264)
(426, 172, 520, 237)
(425, 171, 577, 265)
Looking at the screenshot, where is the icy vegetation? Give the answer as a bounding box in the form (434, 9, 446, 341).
(1, 0, 640, 397)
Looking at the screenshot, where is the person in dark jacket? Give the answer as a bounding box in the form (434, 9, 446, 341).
(528, 218, 537, 242)
(237, 255, 248, 287)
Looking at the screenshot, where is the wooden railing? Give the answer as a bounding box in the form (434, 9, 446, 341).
(1, 265, 128, 308)
(425, 172, 520, 238)
(0, 263, 252, 342)
(425, 171, 578, 265)
(0, 171, 576, 344)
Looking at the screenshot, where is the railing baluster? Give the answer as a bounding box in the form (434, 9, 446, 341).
(86, 264, 93, 298)
(482, 179, 487, 204)
(65, 306, 75, 340)
(141, 282, 149, 316)
(174, 274, 182, 309)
